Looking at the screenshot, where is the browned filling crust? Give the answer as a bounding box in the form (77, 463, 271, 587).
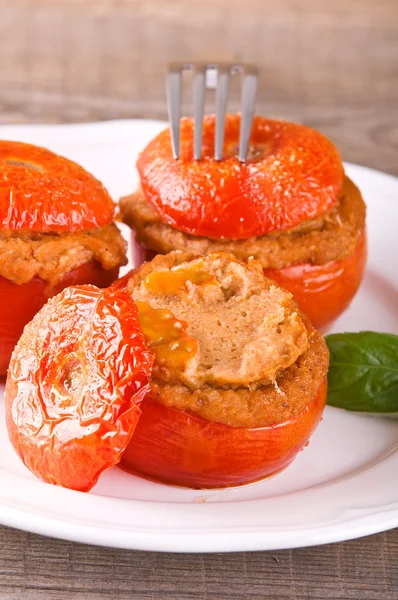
(0, 223, 127, 286)
(120, 176, 366, 269)
(127, 251, 329, 428)
(149, 328, 326, 428)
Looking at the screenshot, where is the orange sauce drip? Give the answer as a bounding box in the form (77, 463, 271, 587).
(144, 264, 214, 294)
(135, 301, 197, 369)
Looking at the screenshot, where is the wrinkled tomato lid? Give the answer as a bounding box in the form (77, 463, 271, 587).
(5, 284, 154, 492)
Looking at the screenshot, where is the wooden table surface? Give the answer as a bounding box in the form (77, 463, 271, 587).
(0, 1, 397, 598)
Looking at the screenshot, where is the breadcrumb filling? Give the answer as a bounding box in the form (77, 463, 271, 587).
(121, 176, 366, 268)
(0, 223, 127, 285)
(127, 252, 329, 427)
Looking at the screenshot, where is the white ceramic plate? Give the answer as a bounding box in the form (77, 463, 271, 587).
(0, 120, 397, 553)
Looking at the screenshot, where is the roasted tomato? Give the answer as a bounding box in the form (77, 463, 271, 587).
(112, 256, 328, 489)
(137, 115, 343, 239)
(5, 285, 153, 492)
(264, 231, 368, 330)
(0, 141, 125, 376)
(121, 379, 327, 489)
(0, 262, 120, 377)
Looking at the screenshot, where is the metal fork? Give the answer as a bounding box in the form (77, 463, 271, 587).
(166, 62, 258, 162)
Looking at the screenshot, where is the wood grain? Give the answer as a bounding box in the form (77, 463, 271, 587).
(0, 0, 397, 173)
(0, 526, 397, 600)
(0, 1, 397, 598)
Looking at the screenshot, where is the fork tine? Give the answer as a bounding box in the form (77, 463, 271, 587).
(167, 62, 258, 161)
(192, 66, 206, 160)
(166, 66, 182, 159)
(238, 68, 258, 162)
(214, 66, 229, 161)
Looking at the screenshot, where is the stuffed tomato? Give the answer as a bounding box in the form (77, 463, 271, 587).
(115, 251, 330, 488)
(0, 141, 127, 374)
(120, 115, 367, 330)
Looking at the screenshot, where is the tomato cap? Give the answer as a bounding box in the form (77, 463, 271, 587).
(137, 115, 344, 239)
(0, 141, 115, 232)
(5, 285, 154, 491)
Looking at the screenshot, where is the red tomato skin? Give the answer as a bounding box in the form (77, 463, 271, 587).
(263, 230, 367, 330)
(0, 262, 120, 377)
(5, 285, 154, 492)
(121, 378, 327, 489)
(0, 141, 115, 232)
(137, 115, 343, 239)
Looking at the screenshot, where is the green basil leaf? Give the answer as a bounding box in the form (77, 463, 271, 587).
(325, 331, 398, 413)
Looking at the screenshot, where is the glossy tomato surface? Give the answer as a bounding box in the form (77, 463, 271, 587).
(137, 115, 343, 239)
(121, 379, 327, 489)
(0, 262, 120, 377)
(0, 141, 115, 232)
(5, 285, 154, 492)
(263, 231, 367, 330)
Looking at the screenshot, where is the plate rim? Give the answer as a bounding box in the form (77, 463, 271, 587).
(0, 445, 397, 552)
